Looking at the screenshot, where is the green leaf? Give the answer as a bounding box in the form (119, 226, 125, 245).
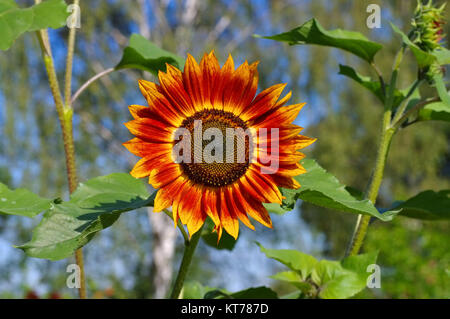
(260, 243, 378, 299)
(257, 18, 382, 62)
(311, 252, 378, 299)
(203, 290, 231, 299)
(270, 270, 302, 283)
(394, 190, 450, 220)
(182, 281, 222, 299)
(280, 291, 303, 299)
(344, 186, 364, 200)
(432, 73, 450, 107)
(17, 173, 154, 260)
(263, 202, 290, 215)
(182, 281, 205, 299)
(390, 23, 436, 68)
(270, 271, 313, 293)
(115, 33, 185, 75)
(0, 0, 69, 51)
(338, 64, 383, 99)
(282, 159, 399, 221)
(230, 287, 278, 299)
(201, 218, 237, 250)
(201, 230, 237, 251)
(311, 260, 365, 299)
(0, 183, 53, 218)
(207, 287, 278, 299)
(341, 251, 378, 276)
(418, 101, 450, 122)
(338, 65, 404, 108)
(258, 242, 318, 280)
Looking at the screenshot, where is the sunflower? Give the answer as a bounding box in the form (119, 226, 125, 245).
(124, 52, 315, 240)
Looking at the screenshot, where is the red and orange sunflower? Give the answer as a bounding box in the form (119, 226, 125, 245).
(124, 52, 315, 240)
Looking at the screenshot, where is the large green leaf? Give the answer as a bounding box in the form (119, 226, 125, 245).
(0, 0, 69, 51)
(17, 173, 154, 260)
(201, 219, 237, 250)
(313, 252, 377, 299)
(0, 183, 53, 218)
(310, 260, 364, 299)
(182, 281, 224, 299)
(270, 271, 313, 293)
(115, 33, 185, 75)
(257, 18, 382, 63)
(338, 64, 404, 108)
(260, 243, 378, 299)
(390, 23, 436, 68)
(281, 159, 399, 221)
(418, 101, 450, 122)
(341, 250, 378, 274)
(393, 190, 450, 220)
(263, 202, 290, 215)
(258, 243, 317, 280)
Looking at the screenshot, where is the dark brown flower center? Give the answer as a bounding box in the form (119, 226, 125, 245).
(177, 109, 251, 187)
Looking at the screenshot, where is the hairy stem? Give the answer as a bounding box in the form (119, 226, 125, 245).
(346, 112, 395, 256)
(169, 225, 204, 299)
(64, 0, 79, 107)
(35, 0, 86, 299)
(345, 68, 399, 257)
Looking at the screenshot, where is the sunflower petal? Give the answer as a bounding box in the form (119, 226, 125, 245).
(219, 188, 239, 239)
(227, 185, 255, 230)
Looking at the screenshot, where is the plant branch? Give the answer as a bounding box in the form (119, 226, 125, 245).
(391, 79, 424, 125)
(71, 67, 115, 104)
(64, 0, 79, 107)
(370, 62, 386, 97)
(392, 96, 441, 130)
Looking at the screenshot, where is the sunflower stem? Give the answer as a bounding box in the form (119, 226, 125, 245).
(345, 61, 400, 257)
(169, 224, 204, 299)
(35, 0, 86, 299)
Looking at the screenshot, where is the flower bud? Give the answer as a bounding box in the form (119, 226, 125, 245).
(411, 0, 446, 52)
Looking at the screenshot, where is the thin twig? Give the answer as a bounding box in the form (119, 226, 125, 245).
(392, 96, 441, 130)
(71, 67, 115, 104)
(370, 62, 386, 97)
(391, 79, 423, 125)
